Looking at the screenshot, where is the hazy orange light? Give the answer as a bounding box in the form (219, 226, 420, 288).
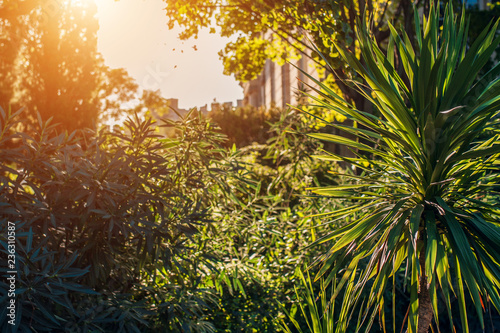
(66, 0, 91, 5)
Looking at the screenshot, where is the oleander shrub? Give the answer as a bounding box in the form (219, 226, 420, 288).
(0, 105, 354, 332)
(0, 108, 233, 332)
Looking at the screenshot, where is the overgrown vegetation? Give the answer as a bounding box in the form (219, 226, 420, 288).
(0, 106, 343, 332)
(2, 1, 500, 333)
(207, 104, 282, 148)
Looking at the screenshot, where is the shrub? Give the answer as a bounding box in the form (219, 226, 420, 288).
(0, 108, 231, 332)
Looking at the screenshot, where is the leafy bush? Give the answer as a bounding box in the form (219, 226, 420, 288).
(0, 108, 232, 332)
(0, 106, 354, 332)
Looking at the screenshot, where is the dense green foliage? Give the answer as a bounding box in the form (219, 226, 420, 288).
(202, 110, 344, 331)
(0, 106, 342, 332)
(207, 104, 282, 148)
(2, 2, 500, 333)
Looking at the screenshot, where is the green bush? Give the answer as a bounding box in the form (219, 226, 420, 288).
(0, 108, 232, 332)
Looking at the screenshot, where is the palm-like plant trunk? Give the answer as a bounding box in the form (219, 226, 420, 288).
(418, 250, 433, 333)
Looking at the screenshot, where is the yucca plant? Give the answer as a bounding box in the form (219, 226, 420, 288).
(303, 3, 500, 333)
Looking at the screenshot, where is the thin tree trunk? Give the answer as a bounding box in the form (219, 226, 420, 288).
(417, 249, 433, 333)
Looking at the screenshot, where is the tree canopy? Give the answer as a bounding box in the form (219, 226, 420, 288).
(164, 0, 417, 106)
(0, 0, 137, 132)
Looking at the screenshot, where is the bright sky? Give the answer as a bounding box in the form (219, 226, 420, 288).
(95, 0, 243, 110)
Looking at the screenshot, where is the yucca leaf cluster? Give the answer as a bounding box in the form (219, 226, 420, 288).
(306, 4, 500, 332)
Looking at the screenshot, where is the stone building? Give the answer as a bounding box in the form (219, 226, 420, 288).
(241, 55, 319, 109)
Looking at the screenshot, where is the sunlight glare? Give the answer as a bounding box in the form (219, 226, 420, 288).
(65, 0, 102, 8)
(67, 0, 90, 4)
